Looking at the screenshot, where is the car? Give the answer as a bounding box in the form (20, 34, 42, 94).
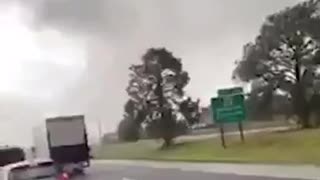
(0, 159, 58, 180)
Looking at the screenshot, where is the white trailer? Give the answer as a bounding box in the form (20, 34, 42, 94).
(33, 115, 90, 175)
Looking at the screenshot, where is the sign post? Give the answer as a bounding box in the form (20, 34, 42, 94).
(238, 122, 245, 143)
(211, 87, 246, 148)
(219, 124, 226, 148)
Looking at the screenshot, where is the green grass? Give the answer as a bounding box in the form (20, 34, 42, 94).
(95, 129, 320, 165)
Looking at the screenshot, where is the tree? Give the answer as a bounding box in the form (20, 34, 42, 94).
(117, 99, 145, 141)
(123, 48, 200, 147)
(233, 0, 320, 127)
(117, 118, 140, 142)
(124, 99, 135, 119)
(245, 83, 274, 120)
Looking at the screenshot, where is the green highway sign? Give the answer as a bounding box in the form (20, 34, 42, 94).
(218, 87, 243, 96)
(212, 87, 246, 147)
(211, 87, 246, 123)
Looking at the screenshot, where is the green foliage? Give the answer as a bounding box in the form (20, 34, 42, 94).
(234, 0, 320, 81)
(124, 99, 135, 119)
(233, 0, 320, 125)
(98, 129, 320, 165)
(145, 116, 189, 139)
(143, 48, 183, 73)
(119, 47, 200, 146)
(117, 118, 140, 142)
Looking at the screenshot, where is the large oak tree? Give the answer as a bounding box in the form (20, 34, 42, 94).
(119, 48, 200, 147)
(233, 0, 320, 127)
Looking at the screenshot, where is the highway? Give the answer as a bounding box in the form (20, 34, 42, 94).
(72, 163, 308, 180)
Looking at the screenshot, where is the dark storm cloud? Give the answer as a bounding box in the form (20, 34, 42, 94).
(23, 0, 301, 43)
(32, 0, 106, 34)
(24, 0, 140, 40)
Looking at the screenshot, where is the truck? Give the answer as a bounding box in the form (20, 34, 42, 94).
(33, 115, 90, 176)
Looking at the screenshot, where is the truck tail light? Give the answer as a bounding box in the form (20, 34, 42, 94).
(58, 172, 70, 180)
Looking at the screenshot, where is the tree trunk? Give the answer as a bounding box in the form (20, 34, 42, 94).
(154, 66, 175, 148)
(294, 85, 310, 128)
(161, 137, 173, 149)
(160, 108, 176, 149)
(293, 59, 310, 128)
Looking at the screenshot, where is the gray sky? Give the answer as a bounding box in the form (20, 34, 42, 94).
(0, 0, 302, 146)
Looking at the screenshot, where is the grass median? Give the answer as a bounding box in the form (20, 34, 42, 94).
(95, 129, 320, 164)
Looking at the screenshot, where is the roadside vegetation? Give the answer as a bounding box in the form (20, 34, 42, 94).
(109, 0, 320, 165)
(117, 0, 320, 149)
(96, 129, 320, 164)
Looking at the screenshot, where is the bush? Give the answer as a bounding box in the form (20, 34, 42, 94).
(117, 119, 140, 142)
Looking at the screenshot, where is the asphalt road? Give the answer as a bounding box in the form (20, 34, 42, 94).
(72, 164, 304, 180)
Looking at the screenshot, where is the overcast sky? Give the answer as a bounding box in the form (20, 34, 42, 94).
(0, 0, 303, 146)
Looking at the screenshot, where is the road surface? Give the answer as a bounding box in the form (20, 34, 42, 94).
(72, 163, 309, 180)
